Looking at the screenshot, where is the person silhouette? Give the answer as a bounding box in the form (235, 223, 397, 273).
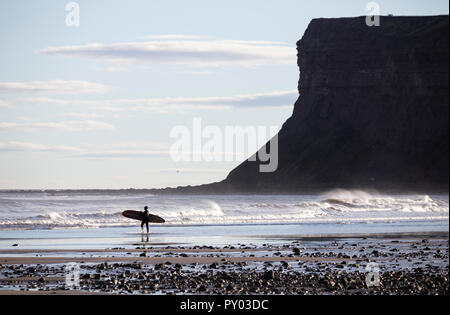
(141, 206, 150, 234)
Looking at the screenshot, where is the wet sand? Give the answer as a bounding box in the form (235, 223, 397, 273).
(0, 232, 448, 295)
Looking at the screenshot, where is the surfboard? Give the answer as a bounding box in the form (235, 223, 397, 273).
(122, 210, 165, 223)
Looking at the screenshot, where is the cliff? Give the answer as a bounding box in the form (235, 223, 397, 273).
(167, 15, 449, 194)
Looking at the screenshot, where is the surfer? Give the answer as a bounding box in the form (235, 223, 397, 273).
(121, 208, 164, 234)
(141, 206, 150, 234)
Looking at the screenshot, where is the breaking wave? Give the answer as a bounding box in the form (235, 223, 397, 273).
(0, 190, 447, 230)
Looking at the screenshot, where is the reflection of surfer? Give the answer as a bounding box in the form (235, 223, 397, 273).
(141, 206, 149, 234)
(141, 233, 149, 243)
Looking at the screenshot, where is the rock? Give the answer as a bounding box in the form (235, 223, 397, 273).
(81, 274, 91, 280)
(225, 15, 450, 192)
(263, 270, 275, 280)
(165, 15, 449, 194)
(174, 263, 183, 270)
(281, 261, 290, 268)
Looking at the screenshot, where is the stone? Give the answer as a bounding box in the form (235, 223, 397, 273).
(163, 16, 449, 194)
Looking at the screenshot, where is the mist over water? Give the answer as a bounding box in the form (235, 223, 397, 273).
(0, 190, 448, 230)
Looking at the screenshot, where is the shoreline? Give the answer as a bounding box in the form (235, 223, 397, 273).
(0, 255, 353, 266)
(0, 232, 447, 295)
(251, 231, 450, 240)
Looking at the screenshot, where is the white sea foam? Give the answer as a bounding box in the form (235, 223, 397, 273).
(0, 190, 447, 230)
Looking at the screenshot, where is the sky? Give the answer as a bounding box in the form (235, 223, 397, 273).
(0, 0, 448, 189)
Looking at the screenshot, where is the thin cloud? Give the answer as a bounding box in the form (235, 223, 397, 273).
(0, 100, 12, 107)
(15, 90, 297, 114)
(0, 120, 115, 132)
(74, 150, 169, 159)
(97, 141, 170, 150)
(74, 141, 170, 158)
(139, 34, 209, 40)
(142, 90, 298, 108)
(0, 80, 110, 95)
(127, 90, 297, 113)
(0, 141, 169, 158)
(145, 168, 228, 173)
(64, 112, 102, 119)
(36, 39, 296, 67)
(0, 141, 81, 152)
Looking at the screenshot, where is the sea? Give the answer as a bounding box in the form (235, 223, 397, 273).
(0, 189, 448, 249)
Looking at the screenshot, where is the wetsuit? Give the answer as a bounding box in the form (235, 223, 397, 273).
(141, 210, 149, 233)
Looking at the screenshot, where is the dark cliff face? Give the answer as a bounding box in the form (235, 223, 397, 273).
(223, 16, 449, 193)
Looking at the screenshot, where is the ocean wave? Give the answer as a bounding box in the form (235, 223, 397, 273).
(0, 191, 447, 230)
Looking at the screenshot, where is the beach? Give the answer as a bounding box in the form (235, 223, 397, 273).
(0, 191, 448, 295)
(0, 227, 448, 295)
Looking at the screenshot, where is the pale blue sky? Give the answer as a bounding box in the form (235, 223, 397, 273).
(0, 0, 448, 189)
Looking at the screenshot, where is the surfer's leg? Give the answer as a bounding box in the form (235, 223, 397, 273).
(145, 222, 149, 234)
(140, 221, 144, 233)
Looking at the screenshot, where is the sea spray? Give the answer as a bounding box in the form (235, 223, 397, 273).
(0, 191, 447, 230)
